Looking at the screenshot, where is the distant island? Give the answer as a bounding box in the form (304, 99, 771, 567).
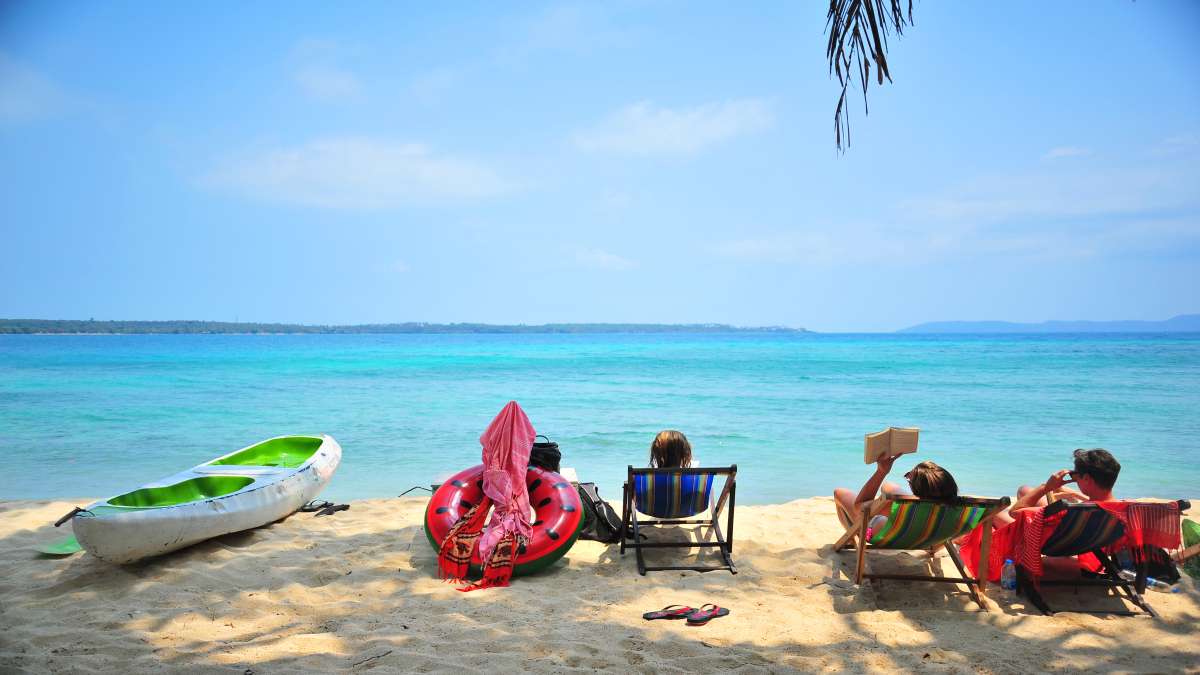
(899, 314, 1200, 334)
(0, 319, 806, 335)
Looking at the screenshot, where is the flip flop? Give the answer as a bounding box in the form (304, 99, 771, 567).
(686, 604, 730, 626)
(300, 500, 333, 513)
(642, 605, 694, 621)
(315, 503, 349, 517)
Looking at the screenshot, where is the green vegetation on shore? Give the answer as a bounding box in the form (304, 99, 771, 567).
(0, 319, 806, 335)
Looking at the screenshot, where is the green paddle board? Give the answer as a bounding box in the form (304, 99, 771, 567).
(1183, 519, 1200, 579)
(37, 535, 83, 557)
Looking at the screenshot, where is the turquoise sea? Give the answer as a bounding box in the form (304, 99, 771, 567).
(1, 333, 1198, 505)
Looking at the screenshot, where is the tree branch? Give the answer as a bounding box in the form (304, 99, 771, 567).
(826, 0, 914, 151)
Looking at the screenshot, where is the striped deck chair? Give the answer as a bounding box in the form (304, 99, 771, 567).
(1018, 499, 1191, 617)
(620, 465, 736, 575)
(833, 494, 1010, 610)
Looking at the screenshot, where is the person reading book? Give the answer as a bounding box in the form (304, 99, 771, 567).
(834, 455, 960, 534)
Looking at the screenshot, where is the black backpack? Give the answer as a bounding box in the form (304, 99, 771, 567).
(576, 482, 623, 543)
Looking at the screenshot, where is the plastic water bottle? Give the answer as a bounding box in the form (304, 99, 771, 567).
(1118, 570, 1180, 593)
(1000, 559, 1017, 592)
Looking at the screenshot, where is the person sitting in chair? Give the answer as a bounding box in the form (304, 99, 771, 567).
(834, 454, 959, 536)
(993, 448, 1120, 528)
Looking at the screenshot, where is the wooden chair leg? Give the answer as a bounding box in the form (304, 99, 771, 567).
(978, 521, 993, 598)
(834, 511, 863, 551)
(854, 510, 869, 584)
(624, 480, 633, 554)
(945, 544, 988, 611)
(708, 512, 737, 574)
(632, 510, 646, 576)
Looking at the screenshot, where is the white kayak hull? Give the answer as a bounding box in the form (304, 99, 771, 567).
(73, 434, 341, 563)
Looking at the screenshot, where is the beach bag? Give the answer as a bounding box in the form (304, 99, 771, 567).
(576, 482, 623, 543)
(529, 435, 561, 473)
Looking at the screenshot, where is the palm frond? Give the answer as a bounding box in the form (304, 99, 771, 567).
(826, 0, 913, 151)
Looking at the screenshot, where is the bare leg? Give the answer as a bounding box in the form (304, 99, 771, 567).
(1016, 485, 1047, 506)
(992, 485, 1042, 529)
(834, 488, 857, 529)
(992, 507, 1016, 528)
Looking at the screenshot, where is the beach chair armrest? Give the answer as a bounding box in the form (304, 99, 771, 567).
(712, 470, 736, 520)
(1173, 542, 1200, 564)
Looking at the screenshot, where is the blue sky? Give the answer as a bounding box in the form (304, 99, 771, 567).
(1, 1, 1198, 332)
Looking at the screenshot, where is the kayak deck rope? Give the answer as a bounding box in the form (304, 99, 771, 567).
(53, 507, 91, 527)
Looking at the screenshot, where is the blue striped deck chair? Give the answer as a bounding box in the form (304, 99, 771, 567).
(620, 465, 737, 575)
(833, 494, 1010, 610)
(1018, 499, 1190, 618)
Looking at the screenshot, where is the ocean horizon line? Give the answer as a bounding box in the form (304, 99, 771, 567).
(3, 316, 1200, 335)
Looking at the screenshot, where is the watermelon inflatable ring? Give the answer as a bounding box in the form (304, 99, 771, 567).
(424, 464, 584, 577)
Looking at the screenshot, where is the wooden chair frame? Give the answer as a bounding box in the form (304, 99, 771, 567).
(620, 465, 737, 575)
(834, 494, 1010, 611)
(1016, 499, 1191, 618)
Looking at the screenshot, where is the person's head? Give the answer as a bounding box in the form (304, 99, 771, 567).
(1072, 448, 1120, 497)
(905, 461, 959, 500)
(650, 430, 692, 468)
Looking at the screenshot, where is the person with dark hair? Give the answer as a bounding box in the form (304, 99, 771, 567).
(834, 456, 959, 534)
(993, 448, 1121, 527)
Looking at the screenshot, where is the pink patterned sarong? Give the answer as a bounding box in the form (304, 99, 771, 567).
(477, 401, 535, 564)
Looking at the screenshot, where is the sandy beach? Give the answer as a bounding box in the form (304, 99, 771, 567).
(1, 497, 1196, 673)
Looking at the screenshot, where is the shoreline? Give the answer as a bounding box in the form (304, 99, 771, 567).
(10, 492, 1193, 510)
(2, 496, 1196, 673)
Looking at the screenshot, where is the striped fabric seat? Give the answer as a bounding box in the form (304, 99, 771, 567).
(869, 501, 989, 550)
(1041, 507, 1126, 557)
(632, 472, 716, 519)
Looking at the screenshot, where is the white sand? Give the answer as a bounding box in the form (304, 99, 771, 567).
(1, 497, 1197, 673)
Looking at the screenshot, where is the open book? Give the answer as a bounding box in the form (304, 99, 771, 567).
(864, 427, 919, 464)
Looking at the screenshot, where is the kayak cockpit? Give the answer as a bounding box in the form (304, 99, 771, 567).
(206, 436, 323, 469)
(106, 475, 256, 508)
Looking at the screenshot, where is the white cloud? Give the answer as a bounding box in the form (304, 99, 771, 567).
(204, 137, 513, 209)
(294, 64, 363, 102)
(1154, 133, 1199, 156)
(495, 4, 636, 64)
(713, 216, 1200, 269)
(287, 39, 364, 103)
(0, 55, 69, 124)
(393, 260, 411, 273)
(573, 99, 774, 156)
(574, 247, 635, 271)
(904, 167, 1197, 224)
(1042, 146, 1090, 160)
(712, 227, 930, 267)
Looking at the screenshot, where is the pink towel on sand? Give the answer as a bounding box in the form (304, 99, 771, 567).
(477, 401, 535, 562)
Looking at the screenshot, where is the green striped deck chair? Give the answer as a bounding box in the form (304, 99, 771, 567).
(621, 465, 737, 575)
(833, 494, 1010, 611)
(1019, 499, 1191, 618)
